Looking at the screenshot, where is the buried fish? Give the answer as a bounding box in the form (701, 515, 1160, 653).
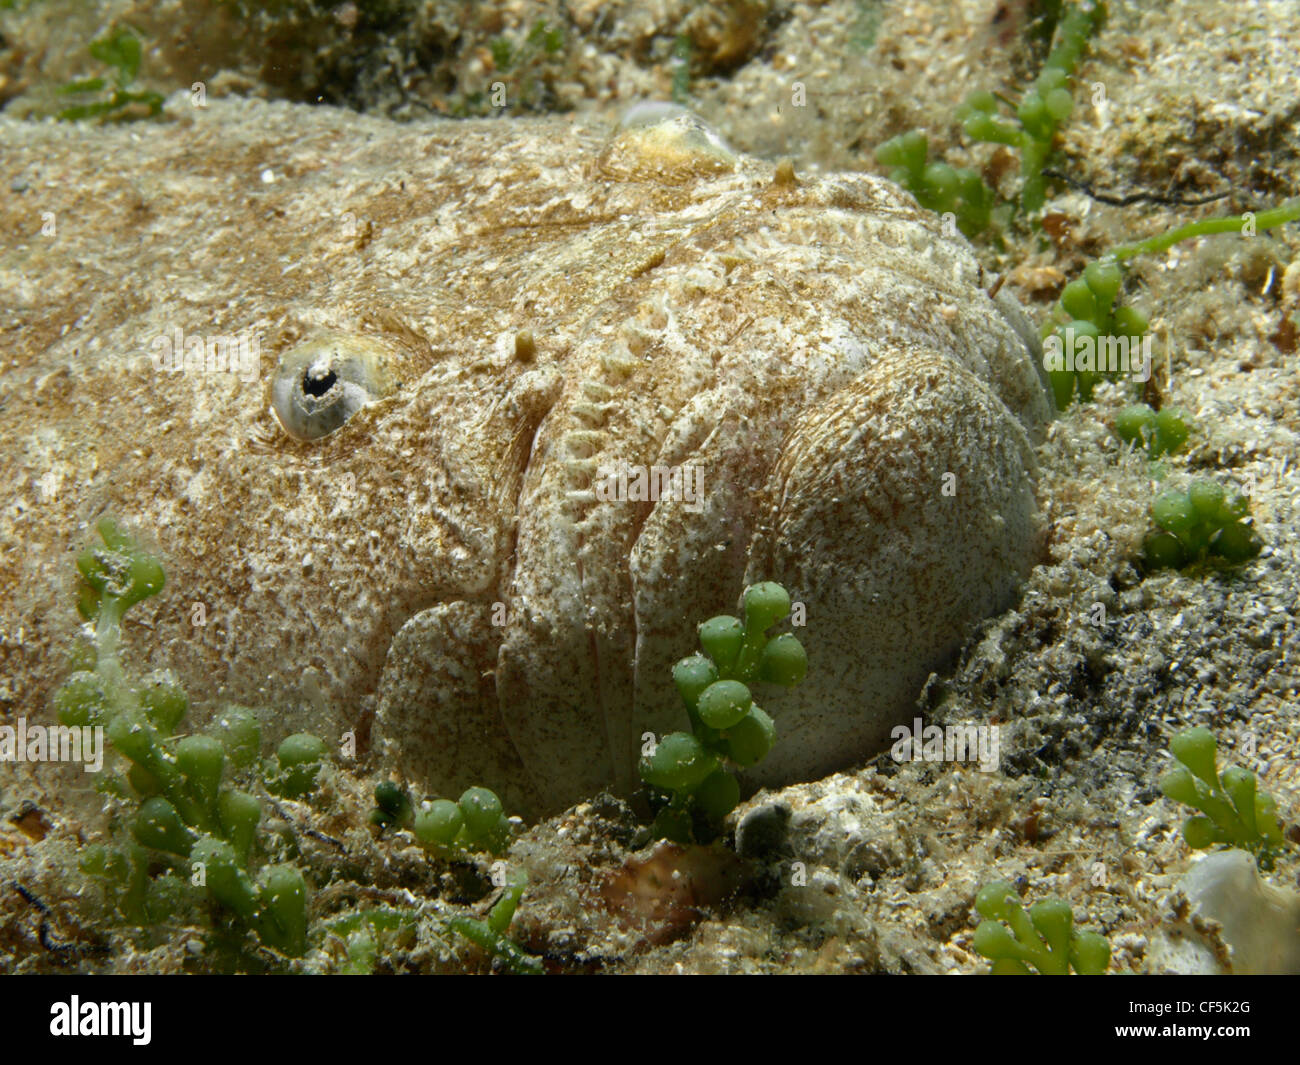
(0, 99, 1050, 816)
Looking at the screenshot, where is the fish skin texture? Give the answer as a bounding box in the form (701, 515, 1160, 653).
(0, 99, 1049, 815)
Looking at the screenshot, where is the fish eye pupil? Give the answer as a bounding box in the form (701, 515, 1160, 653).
(271, 334, 391, 441)
(303, 368, 337, 397)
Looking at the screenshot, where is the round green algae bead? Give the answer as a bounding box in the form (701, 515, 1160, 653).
(873, 136, 904, 168)
(923, 162, 960, 204)
(79, 519, 166, 612)
(123, 553, 165, 610)
(1212, 521, 1261, 562)
(138, 672, 189, 735)
(1220, 766, 1256, 816)
(372, 780, 411, 826)
(107, 709, 165, 772)
(487, 877, 525, 936)
(875, 130, 927, 173)
(1182, 815, 1220, 850)
(279, 733, 326, 768)
(639, 732, 718, 793)
(759, 634, 807, 686)
(258, 864, 309, 957)
(1151, 490, 1197, 534)
(1071, 931, 1111, 975)
(972, 919, 1022, 961)
(1221, 491, 1250, 521)
(1113, 305, 1148, 338)
(218, 788, 262, 858)
(721, 705, 776, 767)
(80, 843, 127, 880)
(458, 787, 504, 840)
(219, 787, 262, 830)
(743, 582, 791, 632)
(673, 654, 718, 707)
(957, 168, 987, 205)
(1188, 480, 1225, 519)
(1060, 278, 1098, 322)
(1142, 531, 1186, 570)
(974, 880, 1019, 921)
(696, 679, 753, 729)
(1017, 90, 1048, 134)
(1152, 408, 1190, 455)
(1044, 86, 1074, 123)
(1064, 317, 1100, 344)
(414, 799, 463, 846)
(209, 705, 261, 768)
(128, 763, 163, 798)
(1256, 793, 1284, 843)
(191, 836, 258, 921)
(698, 615, 744, 672)
(896, 129, 927, 171)
(133, 796, 193, 855)
(962, 111, 1004, 142)
(886, 166, 912, 190)
(1084, 259, 1123, 310)
(695, 769, 741, 821)
(1114, 404, 1156, 445)
(1158, 766, 1200, 806)
(1029, 898, 1073, 947)
(54, 671, 109, 728)
(481, 815, 512, 852)
(276, 733, 327, 797)
(176, 735, 225, 792)
(1038, 65, 1068, 94)
(1171, 727, 1218, 785)
(177, 737, 225, 821)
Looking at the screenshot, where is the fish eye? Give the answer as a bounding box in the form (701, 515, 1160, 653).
(270, 334, 391, 441)
(600, 101, 736, 181)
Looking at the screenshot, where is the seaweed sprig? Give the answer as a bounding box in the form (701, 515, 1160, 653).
(56, 518, 326, 965)
(447, 870, 543, 975)
(1140, 480, 1262, 570)
(1042, 199, 1300, 407)
(56, 28, 165, 123)
(957, 0, 1106, 213)
(639, 581, 807, 843)
(972, 881, 1110, 974)
(1159, 727, 1286, 871)
(371, 780, 513, 856)
(875, 1, 1106, 233)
